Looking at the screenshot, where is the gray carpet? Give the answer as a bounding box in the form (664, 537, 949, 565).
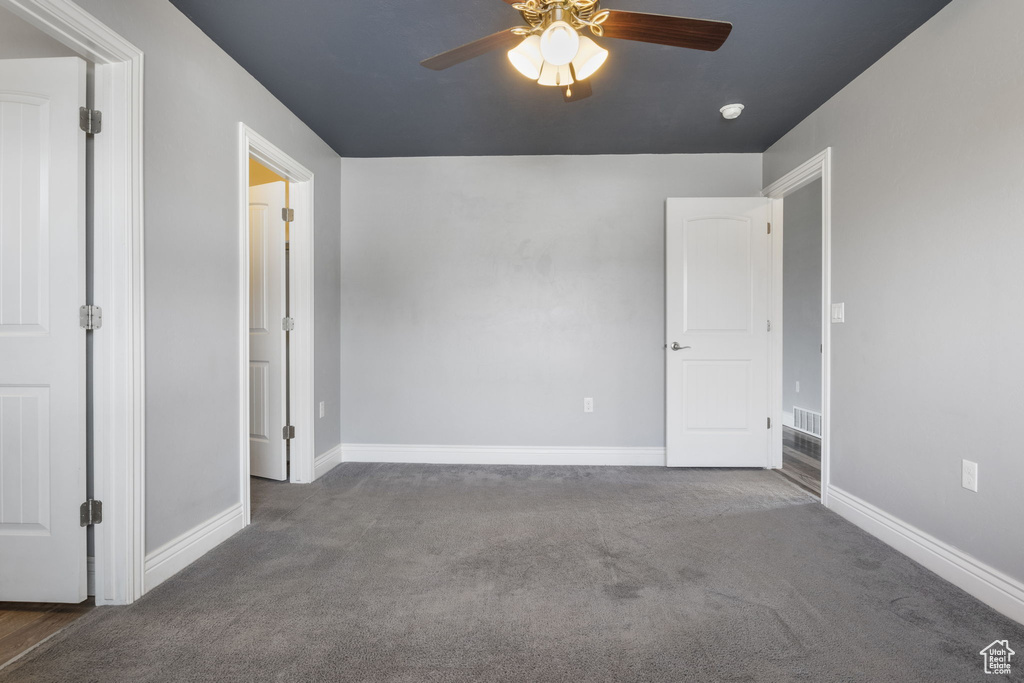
(4, 464, 1022, 682)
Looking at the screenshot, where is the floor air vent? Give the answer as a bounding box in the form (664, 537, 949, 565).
(793, 406, 823, 437)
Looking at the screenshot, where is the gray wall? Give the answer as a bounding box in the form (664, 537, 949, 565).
(0, 7, 77, 58)
(71, 0, 342, 551)
(340, 154, 762, 448)
(782, 179, 822, 420)
(764, 0, 1024, 583)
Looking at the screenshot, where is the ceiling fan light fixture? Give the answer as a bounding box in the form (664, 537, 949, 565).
(571, 36, 608, 80)
(537, 61, 574, 87)
(508, 35, 544, 80)
(539, 20, 580, 66)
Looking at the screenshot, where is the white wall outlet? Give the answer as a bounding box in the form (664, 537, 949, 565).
(319, 401, 325, 419)
(962, 459, 978, 492)
(583, 397, 594, 413)
(795, 381, 801, 393)
(831, 303, 846, 323)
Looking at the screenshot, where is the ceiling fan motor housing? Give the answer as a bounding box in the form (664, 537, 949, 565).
(517, 0, 606, 36)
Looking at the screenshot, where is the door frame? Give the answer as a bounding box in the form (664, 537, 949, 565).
(0, 0, 147, 604)
(238, 124, 315, 524)
(762, 148, 833, 505)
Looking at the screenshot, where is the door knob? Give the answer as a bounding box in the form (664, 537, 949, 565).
(670, 342, 691, 351)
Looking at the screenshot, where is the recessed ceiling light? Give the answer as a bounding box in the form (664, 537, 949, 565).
(720, 103, 745, 120)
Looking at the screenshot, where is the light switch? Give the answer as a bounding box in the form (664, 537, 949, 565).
(831, 303, 845, 323)
(962, 459, 978, 492)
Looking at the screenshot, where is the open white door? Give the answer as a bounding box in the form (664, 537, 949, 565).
(0, 57, 87, 602)
(248, 181, 287, 481)
(666, 198, 771, 468)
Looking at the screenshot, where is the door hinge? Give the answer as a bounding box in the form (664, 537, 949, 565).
(282, 207, 294, 222)
(282, 317, 295, 331)
(80, 499, 102, 526)
(767, 320, 772, 332)
(283, 425, 295, 440)
(767, 222, 771, 235)
(767, 417, 772, 430)
(80, 305, 102, 330)
(79, 107, 102, 135)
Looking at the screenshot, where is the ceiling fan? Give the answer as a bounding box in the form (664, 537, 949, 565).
(420, 0, 732, 102)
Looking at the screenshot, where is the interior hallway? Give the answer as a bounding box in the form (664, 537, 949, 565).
(0, 600, 92, 669)
(2, 464, 1020, 682)
(776, 426, 822, 497)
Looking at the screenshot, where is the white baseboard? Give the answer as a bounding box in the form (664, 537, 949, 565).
(342, 444, 666, 467)
(314, 444, 343, 480)
(782, 410, 794, 429)
(143, 503, 245, 593)
(827, 485, 1024, 625)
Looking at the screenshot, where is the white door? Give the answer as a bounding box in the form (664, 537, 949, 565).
(666, 198, 771, 467)
(0, 57, 88, 602)
(248, 181, 287, 480)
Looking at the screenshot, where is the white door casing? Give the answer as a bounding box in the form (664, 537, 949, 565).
(239, 123, 315, 517)
(0, 56, 87, 602)
(666, 198, 772, 468)
(248, 181, 287, 481)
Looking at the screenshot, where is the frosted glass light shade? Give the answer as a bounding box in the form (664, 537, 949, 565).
(508, 35, 543, 80)
(539, 21, 580, 66)
(537, 61, 574, 87)
(571, 36, 608, 80)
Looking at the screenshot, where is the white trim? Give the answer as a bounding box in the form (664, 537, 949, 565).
(763, 149, 830, 198)
(143, 503, 244, 592)
(288, 176, 315, 484)
(828, 485, 1024, 625)
(313, 444, 343, 480)
(1, 0, 146, 605)
(763, 148, 832, 505)
(239, 124, 316, 527)
(342, 444, 665, 467)
(768, 198, 784, 469)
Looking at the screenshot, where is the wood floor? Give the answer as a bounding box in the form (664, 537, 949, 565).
(0, 599, 92, 669)
(776, 426, 821, 496)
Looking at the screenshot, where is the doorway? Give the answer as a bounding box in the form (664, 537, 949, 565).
(238, 124, 315, 528)
(0, 2, 134, 657)
(764, 149, 833, 505)
(777, 178, 823, 496)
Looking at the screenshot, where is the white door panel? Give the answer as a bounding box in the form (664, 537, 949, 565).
(248, 182, 287, 481)
(0, 57, 87, 602)
(666, 198, 771, 468)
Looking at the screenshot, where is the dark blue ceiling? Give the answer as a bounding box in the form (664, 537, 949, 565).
(168, 0, 952, 157)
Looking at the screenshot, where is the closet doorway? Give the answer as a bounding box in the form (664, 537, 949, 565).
(238, 124, 315, 527)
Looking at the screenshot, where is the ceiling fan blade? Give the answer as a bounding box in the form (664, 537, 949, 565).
(421, 29, 522, 70)
(600, 11, 732, 52)
(563, 79, 593, 103)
